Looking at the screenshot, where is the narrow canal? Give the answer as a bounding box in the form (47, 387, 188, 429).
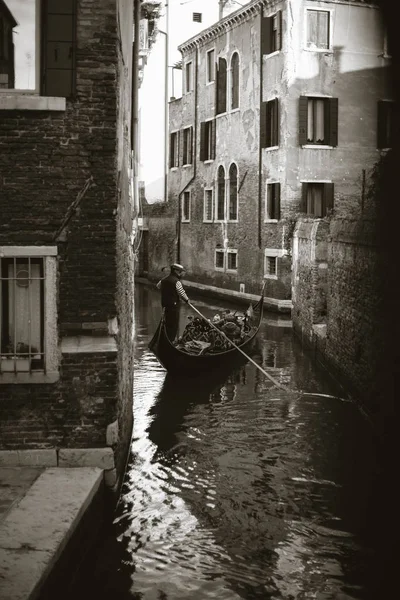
(69, 283, 382, 600)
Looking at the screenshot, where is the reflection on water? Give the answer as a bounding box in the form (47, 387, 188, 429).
(69, 284, 381, 600)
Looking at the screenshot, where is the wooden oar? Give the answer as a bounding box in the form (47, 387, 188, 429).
(187, 302, 291, 392)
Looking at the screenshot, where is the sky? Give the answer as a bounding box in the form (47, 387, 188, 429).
(139, 0, 245, 202)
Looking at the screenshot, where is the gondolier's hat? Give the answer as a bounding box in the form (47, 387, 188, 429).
(170, 263, 185, 273)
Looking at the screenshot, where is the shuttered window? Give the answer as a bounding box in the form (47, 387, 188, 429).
(182, 191, 191, 222)
(266, 183, 281, 220)
(301, 183, 334, 217)
(200, 120, 216, 161)
(261, 99, 279, 148)
(377, 101, 393, 149)
(299, 96, 338, 146)
(228, 163, 238, 221)
(182, 126, 193, 165)
(206, 49, 215, 83)
(169, 131, 179, 168)
(216, 165, 225, 221)
(261, 11, 282, 55)
(203, 189, 213, 222)
(42, 0, 77, 97)
(231, 52, 239, 109)
(216, 57, 227, 115)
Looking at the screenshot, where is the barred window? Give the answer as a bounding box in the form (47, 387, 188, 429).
(0, 247, 58, 382)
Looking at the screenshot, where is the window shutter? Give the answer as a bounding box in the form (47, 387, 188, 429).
(328, 97, 338, 146)
(277, 11, 282, 51)
(189, 126, 193, 164)
(169, 134, 173, 168)
(42, 0, 76, 97)
(261, 16, 271, 55)
(178, 130, 184, 167)
(274, 183, 281, 219)
(300, 183, 308, 212)
(274, 98, 279, 146)
(377, 100, 385, 149)
(200, 122, 206, 161)
(323, 183, 334, 214)
(260, 102, 267, 148)
(299, 96, 308, 146)
(211, 119, 216, 160)
(215, 61, 219, 115)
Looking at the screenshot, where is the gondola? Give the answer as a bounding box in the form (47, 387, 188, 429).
(148, 285, 265, 376)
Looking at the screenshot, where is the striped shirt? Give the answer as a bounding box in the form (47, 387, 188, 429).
(176, 280, 189, 302)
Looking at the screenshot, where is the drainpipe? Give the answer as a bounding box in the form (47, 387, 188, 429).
(132, 0, 141, 217)
(257, 5, 263, 249)
(177, 45, 198, 264)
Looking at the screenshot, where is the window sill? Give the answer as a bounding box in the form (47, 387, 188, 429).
(181, 219, 190, 223)
(204, 159, 214, 164)
(304, 47, 332, 53)
(215, 267, 224, 272)
(182, 164, 192, 168)
(216, 111, 227, 118)
(264, 146, 279, 152)
(230, 107, 240, 114)
(0, 371, 60, 384)
(0, 95, 66, 111)
(226, 269, 238, 273)
(170, 167, 178, 172)
(263, 50, 281, 59)
(203, 220, 213, 223)
(264, 274, 278, 280)
(301, 144, 334, 150)
(206, 81, 215, 86)
(264, 219, 279, 224)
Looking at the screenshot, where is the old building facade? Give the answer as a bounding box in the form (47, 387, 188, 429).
(0, 0, 138, 488)
(139, 0, 393, 411)
(163, 0, 391, 308)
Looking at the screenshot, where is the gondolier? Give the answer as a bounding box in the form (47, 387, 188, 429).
(156, 263, 190, 342)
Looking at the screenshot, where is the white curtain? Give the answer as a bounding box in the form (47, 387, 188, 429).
(8, 263, 41, 354)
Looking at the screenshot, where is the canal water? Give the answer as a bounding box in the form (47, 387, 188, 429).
(69, 283, 382, 600)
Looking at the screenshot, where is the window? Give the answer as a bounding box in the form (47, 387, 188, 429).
(0, 0, 77, 96)
(261, 98, 279, 148)
(231, 52, 239, 109)
(265, 256, 277, 278)
(203, 189, 213, 222)
(215, 249, 225, 270)
(206, 49, 215, 83)
(0, 246, 58, 382)
(216, 165, 225, 221)
(182, 126, 193, 165)
(169, 131, 179, 168)
(227, 250, 238, 272)
(261, 11, 282, 55)
(216, 57, 227, 114)
(306, 9, 330, 50)
(185, 61, 193, 93)
(228, 163, 238, 221)
(200, 119, 216, 161)
(377, 101, 393, 149)
(301, 182, 334, 217)
(193, 12, 202, 23)
(182, 191, 191, 222)
(265, 182, 281, 220)
(299, 96, 338, 146)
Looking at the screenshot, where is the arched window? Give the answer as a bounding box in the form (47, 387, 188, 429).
(229, 163, 238, 220)
(231, 52, 239, 109)
(216, 57, 227, 114)
(216, 165, 225, 220)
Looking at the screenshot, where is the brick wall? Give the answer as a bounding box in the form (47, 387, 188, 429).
(0, 0, 135, 479)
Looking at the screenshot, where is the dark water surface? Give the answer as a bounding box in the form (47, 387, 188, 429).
(70, 284, 382, 600)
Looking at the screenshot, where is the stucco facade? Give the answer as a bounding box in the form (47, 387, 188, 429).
(147, 0, 390, 310)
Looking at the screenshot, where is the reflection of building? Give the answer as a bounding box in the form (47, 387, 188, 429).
(0, 0, 16, 88)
